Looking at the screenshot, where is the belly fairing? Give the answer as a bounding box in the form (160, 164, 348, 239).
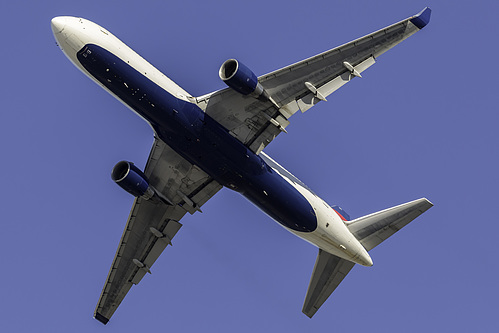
(77, 43, 317, 232)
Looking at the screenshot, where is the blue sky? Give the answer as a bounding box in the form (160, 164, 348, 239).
(1, 0, 497, 332)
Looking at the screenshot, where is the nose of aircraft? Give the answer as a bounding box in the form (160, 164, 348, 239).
(51, 16, 87, 59)
(51, 16, 68, 34)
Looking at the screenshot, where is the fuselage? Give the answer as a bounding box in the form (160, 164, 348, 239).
(51, 16, 372, 266)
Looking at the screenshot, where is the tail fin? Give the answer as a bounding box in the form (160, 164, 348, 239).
(346, 198, 433, 251)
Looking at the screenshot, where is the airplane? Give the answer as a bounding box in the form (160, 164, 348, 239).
(51, 7, 433, 325)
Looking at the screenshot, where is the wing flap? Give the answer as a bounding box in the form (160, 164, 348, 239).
(94, 139, 222, 324)
(201, 8, 430, 154)
(302, 249, 355, 318)
(297, 56, 376, 112)
(131, 219, 183, 285)
(260, 14, 423, 108)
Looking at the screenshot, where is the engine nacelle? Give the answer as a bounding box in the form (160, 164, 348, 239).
(219, 59, 265, 96)
(111, 161, 154, 199)
(219, 59, 281, 110)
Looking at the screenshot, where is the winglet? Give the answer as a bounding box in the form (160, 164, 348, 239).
(410, 7, 432, 29)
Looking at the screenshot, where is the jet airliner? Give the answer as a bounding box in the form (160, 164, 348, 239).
(51, 7, 432, 324)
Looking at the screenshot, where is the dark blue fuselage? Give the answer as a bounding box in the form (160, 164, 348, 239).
(77, 44, 317, 232)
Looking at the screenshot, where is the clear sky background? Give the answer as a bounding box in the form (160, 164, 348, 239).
(1, 0, 497, 332)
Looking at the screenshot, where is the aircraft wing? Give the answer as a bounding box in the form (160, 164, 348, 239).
(302, 249, 355, 318)
(94, 138, 222, 324)
(199, 8, 431, 154)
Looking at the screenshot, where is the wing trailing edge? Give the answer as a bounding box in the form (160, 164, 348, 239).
(302, 250, 355, 318)
(200, 7, 432, 155)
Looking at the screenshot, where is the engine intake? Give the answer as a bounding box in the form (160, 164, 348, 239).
(219, 59, 266, 96)
(112, 161, 154, 199)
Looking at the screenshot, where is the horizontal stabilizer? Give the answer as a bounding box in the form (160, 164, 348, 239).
(302, 198, 432, 318)
(302, 250, 355, 318)
(346, 198, 433, 251)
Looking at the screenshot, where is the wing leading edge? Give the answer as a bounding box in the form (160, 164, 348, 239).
(200, 7, 431, 154)
(94, 139, 222, 324)
(94, 7, 432, 323)
(346, 198, 434, 252)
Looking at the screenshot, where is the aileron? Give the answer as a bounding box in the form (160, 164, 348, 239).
(202, 8, 430, 154)
(93, 139, 221, 324)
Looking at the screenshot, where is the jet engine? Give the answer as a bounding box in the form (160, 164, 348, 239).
(219, 59, 260, 95)
(111, 161, 154, 199)
(219, 59, 277, 104)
